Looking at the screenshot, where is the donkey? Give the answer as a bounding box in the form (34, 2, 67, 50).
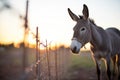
(68, 4, 120, 80)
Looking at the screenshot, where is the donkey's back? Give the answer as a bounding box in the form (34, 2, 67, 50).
(106, 27, 120, 55)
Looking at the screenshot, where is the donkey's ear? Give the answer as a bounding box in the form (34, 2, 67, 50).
(68, 8, 79, 21)
(82, 4, 89, 20)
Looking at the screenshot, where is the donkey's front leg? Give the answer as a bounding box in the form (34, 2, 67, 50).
(106, 57, 111, 80)
(95, 59, 101, 80)
(112, 55, 117, 76)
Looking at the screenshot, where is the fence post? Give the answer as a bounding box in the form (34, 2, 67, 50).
(36, 27, 40, 80)
(36, 26, 38, 80)
(46, 40, 51, 80)
(38, 35, 40, 80)
(22, 0, 29, 72)
(55, 45, 58, 80)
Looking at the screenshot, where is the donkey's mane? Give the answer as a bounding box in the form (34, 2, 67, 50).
(79, 15, 96, 26)
(89, 18, 96, 26)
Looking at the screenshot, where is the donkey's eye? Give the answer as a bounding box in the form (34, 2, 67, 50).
(81, 27, 86, 31)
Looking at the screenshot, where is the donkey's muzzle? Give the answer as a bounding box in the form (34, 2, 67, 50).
(70, 39, 82, 54)
(71, 46, 77, 53)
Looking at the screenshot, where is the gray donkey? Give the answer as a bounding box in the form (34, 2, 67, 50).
(68, 4, 120, 80)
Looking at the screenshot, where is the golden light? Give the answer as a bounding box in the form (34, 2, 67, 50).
(27, 32, 36, 48)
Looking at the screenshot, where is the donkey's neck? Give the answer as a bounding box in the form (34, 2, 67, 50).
(90, 23, 106, 51)
(90, 24, 102, 46)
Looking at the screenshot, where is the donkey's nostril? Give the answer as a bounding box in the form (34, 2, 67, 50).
(71, 46, 77, 53)
(73, 46, 77, 51)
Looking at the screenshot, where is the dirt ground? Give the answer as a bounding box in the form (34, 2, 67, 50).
(65, 67, 97, 80)
(0, 47, 119, 80)
(0, 47, 98, 80)
(65, 68, 119, 80)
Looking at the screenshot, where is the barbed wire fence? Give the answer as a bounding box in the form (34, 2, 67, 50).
(19, 27, 71, 80)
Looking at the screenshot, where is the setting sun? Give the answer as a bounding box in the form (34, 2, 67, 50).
(27, 32, 36, 45)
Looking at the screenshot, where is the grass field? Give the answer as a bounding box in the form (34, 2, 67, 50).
(70, 51, 95, 69)
(64, 50, 118, 80)
(63, 50, 98, 80)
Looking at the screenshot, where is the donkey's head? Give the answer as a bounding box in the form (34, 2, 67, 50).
(68, 4, 91, 53)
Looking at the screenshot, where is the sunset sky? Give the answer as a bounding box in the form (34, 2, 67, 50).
(0, 0, 120, 48)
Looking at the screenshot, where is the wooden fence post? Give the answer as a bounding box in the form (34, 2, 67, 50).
(36, 27, 40, 80)
(55, 45, 58, 80)
(46, 40, 51, 80)
(23, 0, 29, 73)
